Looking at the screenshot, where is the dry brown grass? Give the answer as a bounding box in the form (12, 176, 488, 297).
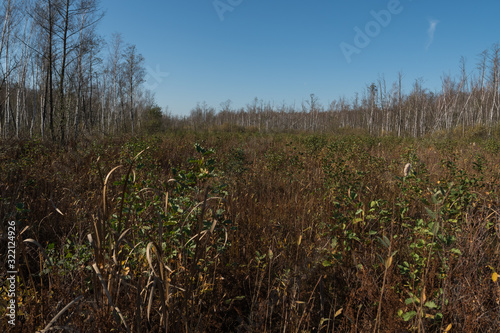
(1, 132, 500, 332)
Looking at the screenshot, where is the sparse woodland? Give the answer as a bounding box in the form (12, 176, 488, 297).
(1, 1, 500, 139)
(4, 1, 500, 333)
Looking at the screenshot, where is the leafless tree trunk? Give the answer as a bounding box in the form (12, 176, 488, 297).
(122, 44, 145, 134)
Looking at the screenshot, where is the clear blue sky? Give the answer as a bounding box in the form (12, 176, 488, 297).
(98, 0, 500, 116)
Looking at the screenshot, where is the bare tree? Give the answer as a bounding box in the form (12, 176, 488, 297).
(0, 0, 17, 137)
(122, 44, 144, 134)
(488, 43, 500, 125)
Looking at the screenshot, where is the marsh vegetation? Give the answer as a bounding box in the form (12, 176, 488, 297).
(3, 128, 500, 332)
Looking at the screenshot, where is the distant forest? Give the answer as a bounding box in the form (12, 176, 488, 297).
(1, 0, 500, 140)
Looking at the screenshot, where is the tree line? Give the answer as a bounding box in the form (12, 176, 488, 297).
(176, 43, 500, 137)
(0, 0, 156, 142)
(2, 1, 499, 139)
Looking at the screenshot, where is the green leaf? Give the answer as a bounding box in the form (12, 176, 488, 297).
(322, 260, 332, 267)
(424, 301, 438, 309)
(405, 297, 416, 305)
(430, 221, 440, 236)
(377, 236, 390, 249)
(431, 193, 439, 204)
(402, 311, 417, 321)
(425, 207, 437, 220)
(383, 235, 391, 248)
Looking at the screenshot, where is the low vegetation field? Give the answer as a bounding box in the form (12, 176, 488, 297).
(2, 129, 500, 332)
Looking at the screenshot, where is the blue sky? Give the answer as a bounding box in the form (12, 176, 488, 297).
(98, 0, 500, 116)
